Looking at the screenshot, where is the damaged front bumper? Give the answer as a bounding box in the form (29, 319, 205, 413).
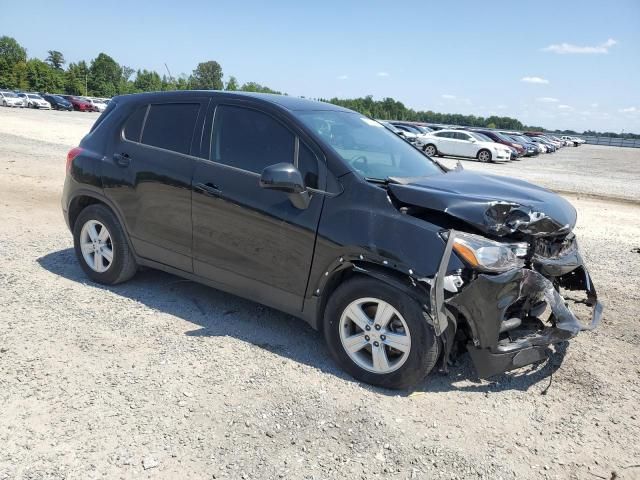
(431, 230, 603, 378)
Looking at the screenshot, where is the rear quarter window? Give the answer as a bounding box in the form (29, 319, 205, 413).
(123, 105, 148, 142)
(90, 100, 118, 132)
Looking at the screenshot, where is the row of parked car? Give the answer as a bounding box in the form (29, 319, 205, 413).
(379, 121, 586, 163)
(0, 90, 110, 112)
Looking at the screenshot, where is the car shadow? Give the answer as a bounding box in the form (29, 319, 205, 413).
(38, 248, 564, 396)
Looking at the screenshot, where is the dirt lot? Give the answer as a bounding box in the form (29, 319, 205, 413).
(1, 107, 639, 480)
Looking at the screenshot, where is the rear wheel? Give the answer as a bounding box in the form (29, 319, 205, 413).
(324, 277, 439, 389)
(423, 144, 437, 157)
(73, 204, 137, 285)
(477, 149, 492, 163)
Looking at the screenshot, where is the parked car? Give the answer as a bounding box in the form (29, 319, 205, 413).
(16, 92, 29, 107)
(62, 91, 601, 389)
(60, 95, 94, 112)
(500, 132, 540, 156)
(378, 120, 418, 143)
(41, 94, 73, 111)
(560, 135, 585, 146)
(0, 90, 24, 107)
(471, 130, 526, 157)
(390, 122, 433, 135)
(25, 93, 51, 109)
(526, 135, 556, 152)
(82, 97, 108, 112)
(417, 129, 512, 162)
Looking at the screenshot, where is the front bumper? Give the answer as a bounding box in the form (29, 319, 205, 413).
(431, 230, 602, 378)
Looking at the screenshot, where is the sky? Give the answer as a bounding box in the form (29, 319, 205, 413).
(3, 0, 639, 132)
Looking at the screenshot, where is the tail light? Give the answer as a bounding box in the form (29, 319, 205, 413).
(66, 147, 83, 173)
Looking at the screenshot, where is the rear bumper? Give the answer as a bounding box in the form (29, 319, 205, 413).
(432, 230, 601, 378)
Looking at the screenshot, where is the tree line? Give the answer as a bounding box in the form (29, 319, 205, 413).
(1, 35, 636, 137)
(0, 35, 280, 97)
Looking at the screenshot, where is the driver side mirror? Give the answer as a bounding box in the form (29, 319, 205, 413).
(260, 163, 310, 210)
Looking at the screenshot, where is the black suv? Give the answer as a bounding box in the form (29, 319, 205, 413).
(62, 91, 601, 388)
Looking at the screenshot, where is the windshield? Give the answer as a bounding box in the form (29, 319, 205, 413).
(297, 111, 443, 180)
(1, 91, 18, 97)
(52, 95, 66, 102)
(470, 132, 493, 142)
(28, 94, 41, 99)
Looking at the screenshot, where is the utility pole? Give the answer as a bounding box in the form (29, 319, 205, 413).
(85, 74, 88, 96)
(164, 63, 174, 85)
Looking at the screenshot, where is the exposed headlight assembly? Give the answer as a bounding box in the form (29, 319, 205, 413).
(451, 231, 527, 272)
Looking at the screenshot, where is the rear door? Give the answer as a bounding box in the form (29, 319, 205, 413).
(191, 101, 325, 313)
(102, 98, 207, 272)
(454, 132, 475, 157)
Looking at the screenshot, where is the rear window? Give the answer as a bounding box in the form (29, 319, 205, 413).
(141, 103, 200, 155)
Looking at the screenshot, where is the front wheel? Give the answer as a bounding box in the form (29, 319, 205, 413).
(324, 277, 439, 389)
(73, 204, 137, 285)
(477, 149, 492, 163)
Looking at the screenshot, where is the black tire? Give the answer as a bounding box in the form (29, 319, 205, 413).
(423, 144, 438, 157)
(73, 204, 137, 285)
(477, 149, 492, 163)
(323, 277, 439, 389)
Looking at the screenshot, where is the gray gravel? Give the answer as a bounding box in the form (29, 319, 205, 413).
(1, 107, 639, 479)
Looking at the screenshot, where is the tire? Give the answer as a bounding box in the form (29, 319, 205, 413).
(477, 149, 492, 163)
(2, 101, 6, 107)
(423, 144, 437, 157)
(73, 204, 137, 285)
(323, 277, 439, 389)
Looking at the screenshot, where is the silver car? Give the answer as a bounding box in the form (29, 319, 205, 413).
(0, 91, 24, 107)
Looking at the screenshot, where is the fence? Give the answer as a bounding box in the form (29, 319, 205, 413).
(581, 136, 640, 148)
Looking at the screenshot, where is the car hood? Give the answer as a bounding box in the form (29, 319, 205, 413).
(388, 170, 577, 237)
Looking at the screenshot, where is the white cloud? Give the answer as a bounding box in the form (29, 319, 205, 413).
(537, 97, 559, 103)
(590, 103, 599, 108)
(376, 72, 389, 77)
(558, 104, 573, 110)
(496, 104, 507, 110)
(543, 38, 617, 54)
(441, 94, 456, 99)
(619, 107, 637, 113)
(336, 74, 349, 80)
(521, 76, 549, 84)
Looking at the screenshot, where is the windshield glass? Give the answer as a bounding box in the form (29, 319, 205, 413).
(2, 91, 18, 97)
(297, 111, 443, 180)
(470, 132, 493, 142)
(28, 94, 41, 99)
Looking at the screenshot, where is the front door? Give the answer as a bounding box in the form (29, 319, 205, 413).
(191, 102, 325, 313)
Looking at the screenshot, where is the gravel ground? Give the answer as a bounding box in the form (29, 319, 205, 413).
(1, 107, 639, 480)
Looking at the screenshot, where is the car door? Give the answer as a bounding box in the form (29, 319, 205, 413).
(191, 101, 325, 314)
(454, 132, 475, 157)
(102, 99, 207, 272)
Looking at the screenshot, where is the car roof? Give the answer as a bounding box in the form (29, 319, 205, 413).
(112, 90, 354, 113)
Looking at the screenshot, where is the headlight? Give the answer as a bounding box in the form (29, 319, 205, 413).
(451, 232, 527, 272)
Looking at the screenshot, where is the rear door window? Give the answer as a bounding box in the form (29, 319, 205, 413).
(211, 105, 295, 173)
(140, 103, 200, 155)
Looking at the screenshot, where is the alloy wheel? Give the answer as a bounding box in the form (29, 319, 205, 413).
(478, 150, 491, 162)
(425, 145, 436, 156)
(79, 220, 114, 273)
(339, 297, 411, 374)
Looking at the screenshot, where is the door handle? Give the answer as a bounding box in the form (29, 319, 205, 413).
(194, 182, 221, 197)
(113, 152, 131, 167)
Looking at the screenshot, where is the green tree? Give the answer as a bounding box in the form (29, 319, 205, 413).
(240, 81, 281, 94)
(0, 36, 27, 88)
(65, 61, 89, 95)
(134, 69, 162, 92)
(88, 53, 121, 96)
(26, 59, 64, 92)
(191, 61, 223, 90)
(225, 75, 239, 91)
(0, 36, 27, 66)
(12, 61, 29, 90)
(45, 50, 65, 70)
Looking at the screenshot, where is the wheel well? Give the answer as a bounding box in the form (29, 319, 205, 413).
(423, 143, 436, 151)
(68, 195, 104, 230)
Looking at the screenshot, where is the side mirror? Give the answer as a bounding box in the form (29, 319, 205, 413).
(260, 163, 310, 210)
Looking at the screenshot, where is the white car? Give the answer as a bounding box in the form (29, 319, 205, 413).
(82, 97, 107, 112)
(417, 129, 512, 163)
(0, 91, 24, 107)
(25, 93, 51, 109)
(561, 135, 585, 146)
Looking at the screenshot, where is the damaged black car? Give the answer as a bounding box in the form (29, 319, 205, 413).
(62, 91, 602, 389)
